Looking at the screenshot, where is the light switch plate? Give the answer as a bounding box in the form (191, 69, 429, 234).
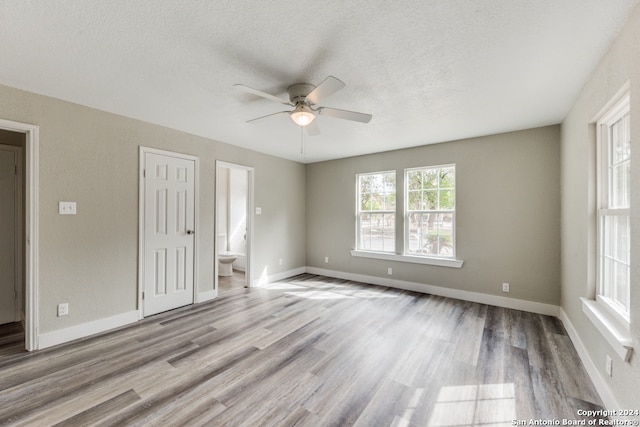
(255, 207, 262, 215)
(59, 201, 77, 215)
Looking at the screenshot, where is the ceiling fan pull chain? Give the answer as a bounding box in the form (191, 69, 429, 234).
(300, 126, 306, 157)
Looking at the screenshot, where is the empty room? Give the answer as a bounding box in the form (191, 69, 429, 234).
(0, 1, 639, 425)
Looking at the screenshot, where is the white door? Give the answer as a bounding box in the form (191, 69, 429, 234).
(0, 147, 17, 324)
(143, 151, 196, 316)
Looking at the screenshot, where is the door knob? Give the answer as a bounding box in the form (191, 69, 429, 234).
(186, 230, 194, 235)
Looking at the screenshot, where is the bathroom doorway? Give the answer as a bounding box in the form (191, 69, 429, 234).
(215, 161, 253, 293)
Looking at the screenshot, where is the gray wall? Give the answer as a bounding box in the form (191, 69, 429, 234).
(0, 83, 306, 334)
(560, 3, 640, 409)
(306, 126, 561, 305)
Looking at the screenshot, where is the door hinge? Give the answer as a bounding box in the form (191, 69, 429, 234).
(14, 164, 17, 175)
(142, 291, 145, 300)
(143, 169, 146, 178)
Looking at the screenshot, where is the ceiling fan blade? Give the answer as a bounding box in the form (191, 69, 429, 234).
(318, 107, 372, 123)
(305, 120, 321, 136)
(306, 76, 345, 105)
(246, 111, 290, 123)
(234, 84, 292, 106)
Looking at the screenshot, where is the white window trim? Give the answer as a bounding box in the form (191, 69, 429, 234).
(595, 91, 631, 323)
(583, 85, 633, 362)
(404, 164, 457, 260)
(355, 170, 396, 253)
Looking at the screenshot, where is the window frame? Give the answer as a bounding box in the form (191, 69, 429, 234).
(355, 170, 397, 253)
(596, 92, 631, 326)
(404, 164, 457, 260)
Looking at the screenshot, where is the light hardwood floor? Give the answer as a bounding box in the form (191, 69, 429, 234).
(0, 274, 605, 426)
(218, 271, 247, 294)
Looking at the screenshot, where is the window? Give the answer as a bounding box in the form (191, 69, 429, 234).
(406, 165, 456, 258)
(597, 93, 630, 323)
(356, 171, 396, 252)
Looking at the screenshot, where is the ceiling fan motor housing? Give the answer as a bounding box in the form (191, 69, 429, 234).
(287, 83, 316, 105)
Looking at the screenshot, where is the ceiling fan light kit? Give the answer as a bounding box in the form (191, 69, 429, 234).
(235, 76, 372, 133)
(289, 103, 316, 126)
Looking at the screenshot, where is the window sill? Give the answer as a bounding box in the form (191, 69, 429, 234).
(581, 297, 633, 362)
(350, 250, 464, 268)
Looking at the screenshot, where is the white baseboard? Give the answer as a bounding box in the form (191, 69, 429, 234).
(558, 308, 620, 411)
(251, 267, 306, 287)
(38, 310, 139, 350)
(305, 266, 560, 316)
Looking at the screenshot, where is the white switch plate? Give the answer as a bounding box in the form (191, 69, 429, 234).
(502, 282, 510, 292)
(388, 267, 393, 275)
(255, 207, 262, 215)
(605, 355, 613, 376)
(279, 258, 283, 266)
(59, 201, 77, 215)
(324, 256, 329, 263)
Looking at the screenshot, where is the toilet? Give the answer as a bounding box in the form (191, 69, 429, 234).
(218, 234, 237, 277)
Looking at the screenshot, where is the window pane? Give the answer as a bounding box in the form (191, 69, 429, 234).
(385, 194, 396, 211)
(440, 167, 455, 188)
(439, 190, 455, 209)
(361, 193, 371, 211)
(370, 192, 384, 210)
(408, 190, 421, 210)
(601, 214, 630, 318)
(603, 215, 630, 263)
(611, 161, 630, 208)
(611, 114, 631, 163)
(424, 190, 437, 210)
(407, 213, 420, 253)
(423, 170, 438, 189)
(408, 170, 422, 190)
(384, 172, 396, 191)
(368, 213, 384, 251)
(614, 261, 629, 313)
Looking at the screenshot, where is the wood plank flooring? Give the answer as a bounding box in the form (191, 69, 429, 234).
(0, 274, 605, 426)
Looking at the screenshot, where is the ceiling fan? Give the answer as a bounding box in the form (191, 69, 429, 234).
(234, 76, 372, 135)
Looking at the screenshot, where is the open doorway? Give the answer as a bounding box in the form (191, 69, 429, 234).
(0, 133, 24, 354)
(0, 119, 38, 352)
(215, 161, 254, 294)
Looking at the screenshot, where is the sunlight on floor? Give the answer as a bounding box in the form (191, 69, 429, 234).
(281, 286, 399, 300)
(427, 383, 516, 427)
(284, 290, 354, 300)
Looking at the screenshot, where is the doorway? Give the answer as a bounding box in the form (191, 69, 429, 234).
(0, 140, 23, 326)
(215, 161, 254, 293)
(0, 119, 38, 351)
(139, 147, 199, 317)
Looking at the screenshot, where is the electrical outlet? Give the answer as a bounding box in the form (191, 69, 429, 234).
(502, 282, 510, 293)
(324, 256, 329, 264)
(605, 355, 613, 376)
(388, 267, 393, 275)
(57, 303, 69, 317)
(278, 258, 283, 266)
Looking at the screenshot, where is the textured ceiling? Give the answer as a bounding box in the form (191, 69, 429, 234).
(0, 0, 637, 163)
